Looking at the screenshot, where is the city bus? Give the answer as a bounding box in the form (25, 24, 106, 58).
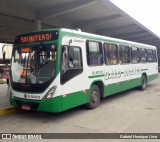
(8, 28, 158, 112)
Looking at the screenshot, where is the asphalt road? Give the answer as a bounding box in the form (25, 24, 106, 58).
(0, 84, 10, 108)
(1, 77, 160, 142)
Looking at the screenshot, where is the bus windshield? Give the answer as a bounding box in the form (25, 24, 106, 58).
(11, 44, 57, 84)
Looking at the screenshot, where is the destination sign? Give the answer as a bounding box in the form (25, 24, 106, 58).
(15, 31, 59, 44)
(19, 47, 31, 53)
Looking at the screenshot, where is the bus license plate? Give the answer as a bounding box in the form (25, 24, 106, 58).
(21, 105, 30, 110)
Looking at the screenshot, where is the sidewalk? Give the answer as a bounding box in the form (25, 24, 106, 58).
(0, 84, 17, 114)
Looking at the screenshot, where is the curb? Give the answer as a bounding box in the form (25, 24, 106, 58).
(0, 107, 18, 115)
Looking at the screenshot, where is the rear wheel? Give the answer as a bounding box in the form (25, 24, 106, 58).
(139, 75, 147, 90)
(86, 85, 100, 109)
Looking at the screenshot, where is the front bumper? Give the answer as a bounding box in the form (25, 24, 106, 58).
(10, 96, 62, 113)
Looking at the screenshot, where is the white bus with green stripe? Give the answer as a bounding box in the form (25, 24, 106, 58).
(9, 28, 158, 112)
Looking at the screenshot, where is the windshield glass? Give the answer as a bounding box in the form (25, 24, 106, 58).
(11, 44, 57, 84)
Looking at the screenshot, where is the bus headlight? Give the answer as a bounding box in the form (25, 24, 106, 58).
(43, 86, 57, 100)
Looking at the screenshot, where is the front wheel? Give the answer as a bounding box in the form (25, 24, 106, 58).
(139, 75, 147, 90)
(86, 85, 100, 109)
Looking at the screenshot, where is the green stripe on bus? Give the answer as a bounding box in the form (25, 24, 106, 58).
(88, 74, 104, 79)
(10, 73, 158, 113)
(148, 74, 158, 82)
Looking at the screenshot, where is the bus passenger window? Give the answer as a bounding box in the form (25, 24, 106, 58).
(61, 46, 83, 84)
(153, 50, 157, 62)
(140, 48, 147, 63)
(147, 49, 154, 63)
(68, 47, 82, 68)
(119, 45, 130, 64)
(104, 43, 118, 65)
(61, 46, 68, 73)
(131, 47, 140, 64)
(61, 46, 82, 73)
(86, 41, 103, 66)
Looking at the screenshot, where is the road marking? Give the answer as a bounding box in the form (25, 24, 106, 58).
(0, 107, 18, 115)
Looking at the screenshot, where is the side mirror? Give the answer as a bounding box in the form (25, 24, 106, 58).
(62, 45, 68, 52)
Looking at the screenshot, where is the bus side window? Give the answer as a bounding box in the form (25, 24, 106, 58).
(131, 47, 140, 64)
(140, 48, 147, 63)
(119, 45, 130, 64)
(68, 47, 82, 68)
(61, 46, 83, 84)
(153, 50, 157, 62)
(61, 46, 68, 73)
(147, 49, 154, 63)
(104, 43, 118, 65)
(86, 41, 103, 66)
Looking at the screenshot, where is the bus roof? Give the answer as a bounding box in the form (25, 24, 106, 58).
(60, 28, 156, 49)
(15, 28, 156, 49)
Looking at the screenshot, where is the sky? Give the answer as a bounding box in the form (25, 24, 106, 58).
(110, 0, 160, 37)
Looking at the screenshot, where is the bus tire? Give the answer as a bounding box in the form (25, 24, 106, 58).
(139, 75, 147, 90)
(86, 84, 100, 109)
